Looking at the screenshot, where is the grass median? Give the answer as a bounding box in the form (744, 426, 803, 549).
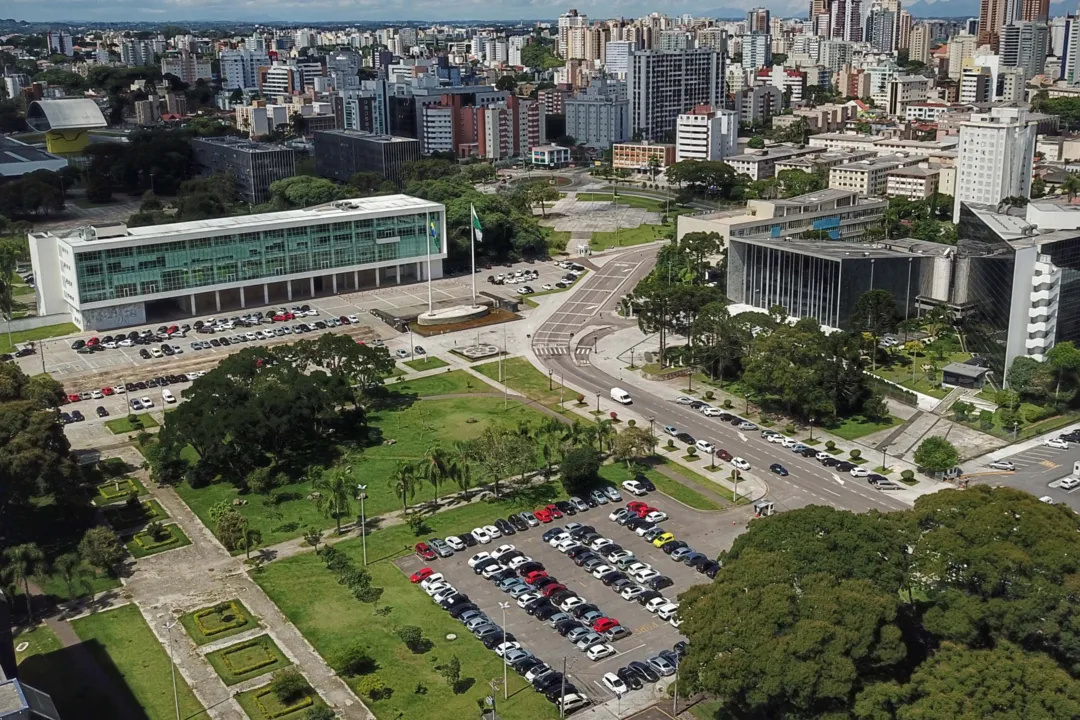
(599, 462, 722, 511)
(0, 322, 79, 355)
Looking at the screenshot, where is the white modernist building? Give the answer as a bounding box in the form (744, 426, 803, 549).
(29, 195, 447, 330)
(675, 105, 738, 162)
(952, 107, 1037, 222)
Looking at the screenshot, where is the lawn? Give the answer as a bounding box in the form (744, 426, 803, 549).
(472, 356, 572, 411)
(824, 414, 903, 441)
(528, 270, 588, 299)
(598, 463, 721, 511)
(205, 634, 291, 686)
(175, 395, 555, 550)
(235, 680, 327, 720)
(102, 498, 168, 530)
(541, 227, 571, 255)
(383, 369, 490, 397)
(873, 350, 972, 400)
(0, 322, 79, 355)
(179, 599, 260, 647)
(124, 524, 192, 559)
(13, 624, 64, 664)
(91, 476, 148, 507)
(254, 495, 565, 720)
(659, 458, 750, 505)
(404, 356, 451, 372)
(71, 604, 204, 720)
(105, 414, 160, 434)
(590, 223, 669, 251)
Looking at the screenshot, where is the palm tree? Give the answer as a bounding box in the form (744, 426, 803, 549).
(389, 462, 419, 512)
(238, 527, 263, 560)
(2, 543, 46, 622)
(1062, 173, 1080, 203)
(596, 419, 616, 453)
(562, 420, 591, 453)
(420, 447, 451, 507)
(450, 441, 475, 499)
(313, 469, 354, 535)
(53, 553, 92, 601)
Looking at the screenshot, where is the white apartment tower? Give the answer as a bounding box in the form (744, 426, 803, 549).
(220, 49, 271, 91)
(676, 105, 739, 162)
(953, 107, 1037, 222)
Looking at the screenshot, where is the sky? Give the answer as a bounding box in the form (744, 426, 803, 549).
(7, 0, 815, 23)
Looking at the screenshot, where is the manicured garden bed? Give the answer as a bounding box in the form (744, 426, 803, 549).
(236, 680, 327, 720)
(180, 599, 259, 646)
(124, 524, 191, 559)
(102, 499, 168, 530)
(206, 634, 290, 685)
(91, 477, 147, 507)
(403, 356, 450, 372)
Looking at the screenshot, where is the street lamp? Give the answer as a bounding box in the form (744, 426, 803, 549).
(595, 390, 600, 415)
(163, 619, 180, 720)
(357, 484, 368, 566)
(809, 417, 815, 442)
(548, 368, 553, 391)
(499, 601, 510, 699)
(647, 416, 655, 439)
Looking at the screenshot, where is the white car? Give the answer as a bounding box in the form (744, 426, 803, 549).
(140, 396, 154, 408)
(483, 524, 503, 539)
(850, 467, 869, 478)
(555, 538, 579, 553)
(548, 532, 571, 548)
(471, 527, 493, 544)
(622, 480, 648, 496)
(1045, 438, 1070, 450)
(1060, 477, 1080, 490)
(602, 672, 628, 696)
(590, 537, 613, 551)
(118, 339, 134, 347)
(988, 460, 1015, 471)
(423, 582, 451, 598)
(149, 348, 163, 358)
(621, 585, 645, 601)
(631, 568, 660, 583)
(491, 544, 516, 560)
(111, 385, 126, 394)
(419, 573, 445, 590)
(445, 536, 466, 552)
(558, 694, 590, 714)
(591, 564, 616, 579)
(644, 511, 668, 523)
(91, 390, 104, 399)
(432, 587, 458, 604)
(542, 283, 553, 291)
(675, 396, 694, 405)
(670, 615, 683, 628)
(467, 552, 491, 568)
(781, 437, 799, 449)
(609, 508, 629, 522)
(695, 440, 716, 455)
(815, 451, 831, 461)
(732, 457, 751, 471)
(507, 555, 533, 569)
(347, 315, 360, 323)
(645, 597, 669, 613)
(559, 596, 586, 612)
(625, 562, 651, 575)
(494, 641, 522, 658)
(702, 406, 724, 417)
(657, 602, 680, 620)
(586, 643, 616, 661)
(1040, 495, 1055, 504)
(516, 592, 542, 609)
(482, 563, 508, 579)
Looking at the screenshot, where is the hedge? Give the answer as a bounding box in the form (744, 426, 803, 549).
(221, 638, 279, 676)
(195, 602, 249, 637)
(254, 689, 313, 719)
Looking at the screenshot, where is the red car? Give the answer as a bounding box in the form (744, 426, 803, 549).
(414, 542, 437, 561)
(339, 315, 351, 325)
(535, 508, 554, 523)
(546, 503, 563, 519)
(635, 505, 655, 519)
(102, 386, 114, 396)
(67, 394, 80, 403)
(717, 449, 733, 461)
(593, 617, 620, 633)
(524, 570, 549, 585)
(86, 337, 99, 347)
(627, 501, 648, 514)
(272, 313, 294, 322)
(167, 325, 179, 335)
(410, 567, 435, 584)
(541, 583, 567, 598)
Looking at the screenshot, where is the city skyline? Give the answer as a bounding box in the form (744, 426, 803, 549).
(3, 0, 1015, 23)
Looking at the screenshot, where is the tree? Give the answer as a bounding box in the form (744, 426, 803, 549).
(449, 441, 475, 499)
(747, 136, 765, 149)
(266, 176, 347, 210)
(1061, 173, 1080, 202)
(78, 526, 126, 578)
(419, 447, 451, 507)
(271, 668, 308, 705)
(303, 707, 336, 720)
(440, 654, 461, 688)
(913, 436, 958, 473)
(612, 426, 657, 467)
(560, 446, 601, 495)
(2, 543, 46, 621)
(472, 428, 533, 497)
(53, 552, 93, 600)
(397, 625, 427, 653)
(389, 462, 419, 511)
(849, 290, 898, 370)
(1046, 341, 1080, 401)
(216, 511, 249, 552)
(495, 75, 518, 92)
(337, 643, 377, 676)
(313, 469, 354, 535)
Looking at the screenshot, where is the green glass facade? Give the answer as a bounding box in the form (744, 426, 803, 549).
(73, 211, 441, 304)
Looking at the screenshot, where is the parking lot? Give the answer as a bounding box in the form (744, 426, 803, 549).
(395, 488, 744, 713)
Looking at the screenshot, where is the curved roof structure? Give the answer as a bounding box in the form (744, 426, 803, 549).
(26, 99, 107, 132)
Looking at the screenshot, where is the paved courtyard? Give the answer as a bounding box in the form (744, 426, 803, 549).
(544, 197, 662, 233)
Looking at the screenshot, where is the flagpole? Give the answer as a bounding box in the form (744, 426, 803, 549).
(427, 213, 434, 314)
(470, 212, 477, 308)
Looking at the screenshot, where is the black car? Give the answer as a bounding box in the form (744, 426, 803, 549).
(673, 641, 689, 658)
(544, 684, 579, 702)
(633, 474, 656, 492)
(70, 339, 85, 350)
(517, 562, 545, 577)
(687, 554, 710, 569)
(582, 494, 598, 508)
(515, 657, 544, 676)
(59, 412, 72, 424)
(458, 533, 478, 548)
(549, 590, 577, 606)
(210, 338, 222, 347)
(573, 552, 598, 567)
(500, 550, 525, 565)
(617, 667, 643, 691)
(135, 381, 148, 390)
(156, 376, 170, 386)
(138, 349, 151, 359)
(628, 661, 660, 683)
(508, 514, 529, 532)
(602, 571, 628, 587)
(491, 569, 517, 584)
(867, 474, 889, 484)
(704, 562, 722, 579)
(661, 540, 688, 555)
(611, 577, 634, 594)
(161, 344, 174, 356)
(647, 575, 674, 591)
(95, 406, 109, 418)
(555, 619, 579, 636)
(820, 456, 839, 467)
(70, 410, 85, 422)
(570, 603, 599, 619)
(637, 589, 663, 606)
(675, 432, 696, 444)
(534, 673, 565, 692)
(569, 525, 595, 540)
(219, 337, 231, 347)
(535, 604, 560, 622)
(600, 544, 624, 560)
(729, 417, 744, 426)
(624, 517, 643, 531)
(447, 602, 478, 619)
(555, 500, 576, 516)
(495, 518, 516, 536)
(440, 593, 470, 609)
(482, 632, 511, 650)
(14, 347, 35, 358)
(473, 558, 499, 575)
(146, 378, 159, 387)
(836, 461, 856, 472)
(566, 546, 591, 561)
(541, 527, 564, 543)
(533, 577, 560, 591)
(526, 600, 555, 617)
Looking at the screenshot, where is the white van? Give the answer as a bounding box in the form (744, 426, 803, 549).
(610, 387, 632, 405)
(161, 389, 176, 404)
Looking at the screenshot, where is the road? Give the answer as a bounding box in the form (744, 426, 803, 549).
(531, 246, 910, 515)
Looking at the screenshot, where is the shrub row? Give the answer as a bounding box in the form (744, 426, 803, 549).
(254, 689, 313, 719)
(221, 638, 279, 676)
(194, 601, 249, 637)
(317, 545, 381, 603)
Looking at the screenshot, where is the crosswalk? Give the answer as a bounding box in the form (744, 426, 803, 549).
(533, 345, 592, 365)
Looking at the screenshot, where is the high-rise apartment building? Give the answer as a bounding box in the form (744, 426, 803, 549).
(675, 105, 738, 162)
(258, 65, 303, 96)
(559, 9, 588, 58)
(910, 24, 931, 63)
(565, 79, 630, 149)
(221, 49, 271, 91)
(899, 11, 913, 48)
(978, 0, 1010, 49)
(868, 4, 898, 52)
(746, 8, 771, 33)
(829, 0, 864, 42)
(1020, 0, 1049, 22)
(960, 65, 993, 103)
(134, 99, 159, 126)
(742, 33, 771, 68)
(948, 32, 978, 79)
(47, 30, 74, 57)
(1001, 21, 1050, 79)
(161, 50, 212, 84)
(193, 136, 297, 205)
(953, 107, 1036, 222)
(628, 48, 727, 142)
(604, 41, 633, 76)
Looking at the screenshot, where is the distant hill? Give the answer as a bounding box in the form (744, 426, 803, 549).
(700, 7, 755, 19)
(905, 0, 981, 17)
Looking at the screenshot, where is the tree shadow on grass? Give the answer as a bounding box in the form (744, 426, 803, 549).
(452, 677, 476, 695)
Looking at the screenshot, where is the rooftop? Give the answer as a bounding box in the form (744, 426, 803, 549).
(314, 129, 419, 144)
(943, 362, 989, 378)
(35, 194, 443, 246)
(26, 98, 108, 131)
(733, 235, 921, 260)
(811, 132, 886, 143)
(887, 166, 940, 177)
(725, 145, 821, 162)
(193, 136, 292, 153)
(0, 136, 67, 176)
(833, 156, 920, 172)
